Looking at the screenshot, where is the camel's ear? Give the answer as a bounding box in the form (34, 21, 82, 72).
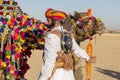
(74, 11, 78, 16)
(69, 14, 77, 21)
(74, 11, 80, 20)
(87, 9, 92, 16)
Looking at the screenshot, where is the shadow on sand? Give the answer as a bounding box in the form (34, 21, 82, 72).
(95, 67, 120, 80)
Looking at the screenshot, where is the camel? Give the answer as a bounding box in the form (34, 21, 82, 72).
(63, 10, 106, 44)
(63, 10, 105, 80)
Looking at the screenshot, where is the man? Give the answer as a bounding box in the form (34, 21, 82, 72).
(38, 9, 95, 80)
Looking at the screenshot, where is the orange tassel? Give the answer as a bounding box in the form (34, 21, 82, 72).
(87, 9, 92, 17)
(86, 40, 93, 80)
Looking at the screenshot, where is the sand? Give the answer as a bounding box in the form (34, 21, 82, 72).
(25, 33, 120, 80)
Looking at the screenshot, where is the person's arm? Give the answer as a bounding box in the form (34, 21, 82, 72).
(38, 34, 59, 80)
(72, 38, 90, 61)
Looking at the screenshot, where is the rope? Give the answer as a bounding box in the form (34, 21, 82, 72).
(48, 67, 57, 80)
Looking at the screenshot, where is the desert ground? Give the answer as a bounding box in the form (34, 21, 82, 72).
(25, 33, 120, 80)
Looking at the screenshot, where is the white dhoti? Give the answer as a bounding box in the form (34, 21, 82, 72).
(50, 68, 74, 80)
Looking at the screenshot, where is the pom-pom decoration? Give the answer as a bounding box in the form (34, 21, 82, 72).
(0, 0, 48, 79)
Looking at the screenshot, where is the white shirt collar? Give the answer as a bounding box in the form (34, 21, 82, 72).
(51, 26, 64, 32)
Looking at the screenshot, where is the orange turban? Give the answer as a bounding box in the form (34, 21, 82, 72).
(45, 8, 67, 21)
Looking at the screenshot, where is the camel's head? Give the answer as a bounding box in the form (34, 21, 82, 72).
(63, 9, 106, 44)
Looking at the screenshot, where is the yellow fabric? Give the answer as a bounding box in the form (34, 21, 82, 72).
(0, 0, 3, 4)
(86, 40, 93, 80)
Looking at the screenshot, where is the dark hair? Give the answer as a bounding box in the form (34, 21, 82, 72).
(45, 19, 55, 29)
(60, 20, 64, 25)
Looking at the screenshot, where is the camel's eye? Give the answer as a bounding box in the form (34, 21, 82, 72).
(83, 18, 89, 24)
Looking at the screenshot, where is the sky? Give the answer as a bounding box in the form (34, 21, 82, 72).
(17, 0, 120, 29)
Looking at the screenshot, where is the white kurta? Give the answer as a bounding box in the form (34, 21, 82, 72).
(38, 26, 89, 80)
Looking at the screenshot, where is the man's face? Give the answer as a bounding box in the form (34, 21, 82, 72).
(54, 21, 62, 27)
(46, 18, 62, 29)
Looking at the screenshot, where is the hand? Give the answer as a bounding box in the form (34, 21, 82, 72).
(63, 54, 73, 70)
(89, 56, 96, 63)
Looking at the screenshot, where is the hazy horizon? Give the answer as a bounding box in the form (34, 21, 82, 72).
(17, 0, 120, 29)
